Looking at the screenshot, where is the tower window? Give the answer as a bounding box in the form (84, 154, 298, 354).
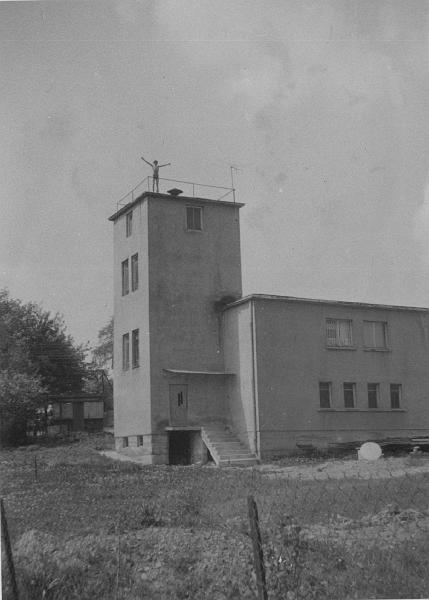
(319, 382, 331, 409)
(131, 254, 139, 291)
(126, 211, 133, 237)
(121, 259, 129, 296)
(122, 333, 130, 371)
(132, 329, 139, 368)
(186, 206, 202, 231)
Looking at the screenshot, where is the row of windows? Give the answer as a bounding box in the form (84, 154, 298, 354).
(319, 382, 402, 409)
(124, 206, 203, 239)
(122, 329, 139, 370)
(121, 254, 138, 296)
(326, 318, 388, 349)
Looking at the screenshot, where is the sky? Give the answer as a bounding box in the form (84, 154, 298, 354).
(2, 0, 429, 350)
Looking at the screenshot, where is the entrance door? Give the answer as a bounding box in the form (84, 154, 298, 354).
(169, 384, 188, 426)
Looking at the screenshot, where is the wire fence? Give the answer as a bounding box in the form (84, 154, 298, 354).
(2, 436, 429, 599)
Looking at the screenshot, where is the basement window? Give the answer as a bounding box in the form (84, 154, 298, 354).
(186, 206, 202, 231)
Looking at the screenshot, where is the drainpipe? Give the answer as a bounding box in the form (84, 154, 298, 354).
(250, 299, 260, 459)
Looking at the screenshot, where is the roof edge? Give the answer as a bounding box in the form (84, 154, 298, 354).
(223, 293, 429, 313)
(109, 191, 244, 222)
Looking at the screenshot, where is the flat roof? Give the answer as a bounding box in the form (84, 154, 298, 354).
(224, 293, 429, 313)
(109, 191, 244, 222)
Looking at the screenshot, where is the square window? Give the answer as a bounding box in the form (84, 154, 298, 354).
(186, 206, 202, 231)
(131, 254, 138, 292)
(343, 382, 356, 408)
(319, 382, 331, 408)
(126, 211, 133, 237)
(132, 329, 139, 368)
(390, 384, 402, 409)
(367, 383, 379, 409)
(122, 333, 130, 371)
(326, 319, 353, 347)
(121, 259, 129, 296)
(363, 321, 388, 349)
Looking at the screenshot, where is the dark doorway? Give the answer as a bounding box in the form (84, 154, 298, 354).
(169, 431, 191, 465)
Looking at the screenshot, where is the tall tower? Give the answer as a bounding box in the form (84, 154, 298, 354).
(109, 190, 243, 463)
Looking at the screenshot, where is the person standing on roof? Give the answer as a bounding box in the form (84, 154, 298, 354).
(141, 156, 171, 192)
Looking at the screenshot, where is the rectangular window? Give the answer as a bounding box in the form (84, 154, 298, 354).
(137, 435, 143, 447)
(363, 321, 388, 349)
(123, 437, 129, 448)
(126, 211, 133, 237)
(122, 333, 130, 371)
(186, 206, 202, 231)
(121, 259, 129, 296)
(343, 382, 356, 408)
(367, 383, 379, 409)
(390, 384, 402, 409)
(319, 382, 331, 409)
(326, 319, 353, 347)
(131, 253, 139, 292)
(83, 401, 104, 419)
(132, 329, 139, 368)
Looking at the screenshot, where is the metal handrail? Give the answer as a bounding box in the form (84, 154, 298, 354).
(115, 176, 236, 212)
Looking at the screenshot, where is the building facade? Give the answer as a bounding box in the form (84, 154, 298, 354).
(110, 191, 429, 464)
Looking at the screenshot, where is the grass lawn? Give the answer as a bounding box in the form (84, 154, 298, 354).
(1, 433, 429, 599)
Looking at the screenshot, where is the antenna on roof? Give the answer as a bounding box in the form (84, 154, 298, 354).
(230, 165, 240, 203)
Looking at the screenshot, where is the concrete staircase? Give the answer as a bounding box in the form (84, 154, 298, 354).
(201, 423, 259, 467)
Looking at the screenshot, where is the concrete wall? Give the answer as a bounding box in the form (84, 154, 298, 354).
(222, 302, 257, 453)
(113, 199, 152, 447)
(250, 298, 429, 456)
(147, 195, 243, 451)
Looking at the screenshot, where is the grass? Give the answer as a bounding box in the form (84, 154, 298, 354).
(1, 433, 429, 598)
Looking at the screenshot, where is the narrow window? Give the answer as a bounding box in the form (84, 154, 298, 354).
(343, 382, 356, 408)
(363, 321, 388, 349)
(122, 333, 130, 371)
(326, 319, 353, 347)
(186, 206, 202, 231)
(123, 437, 129, 448)
(390, 384, 402, 409)
(132, 329, 139, 368)
(131, 253, 139, 292)
(137, 435, 143, 447)
(319, 382, 331, 409)
(121, 259, 129, 296)
(126, 211, 133, 237)
(367, 383, 379, 409)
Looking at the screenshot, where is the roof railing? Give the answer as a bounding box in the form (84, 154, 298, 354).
(115, 176, 235, 212)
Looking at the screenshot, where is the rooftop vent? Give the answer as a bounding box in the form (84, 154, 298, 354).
(167, 188, 183, 196)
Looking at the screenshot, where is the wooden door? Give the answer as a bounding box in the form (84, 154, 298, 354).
(169, 385, 188, 426)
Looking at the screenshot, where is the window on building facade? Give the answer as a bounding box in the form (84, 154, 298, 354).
(132, 328, 139, 368)
(319, 382, 331, 408)
(121, 259, 129, 296)
(137, 435, 143, 447)
(326, 319, 353, 347)
(390, 384, 402, 409)
(131, 253, 139, 291)
(122, 333, 130, 370)
(343, 382, 356, 408)
(126, 211, 133, 237)
(363, 321, 388, 349)
(367, 383, 379, 409)
(186, 206, 203, 231)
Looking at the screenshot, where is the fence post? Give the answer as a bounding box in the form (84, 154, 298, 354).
(1, 498, 19, 600)
(247, 495, 268, 600)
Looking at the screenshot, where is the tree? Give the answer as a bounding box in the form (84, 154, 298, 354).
(91, 316, 113, 371)
(0, 289, 89, 444)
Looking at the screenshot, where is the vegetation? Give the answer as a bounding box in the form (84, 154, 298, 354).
(1, 435, 429, 599)
(0, 289, 89, 445)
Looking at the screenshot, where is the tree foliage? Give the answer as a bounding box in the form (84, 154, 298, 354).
(91, 316, 113, 371)
(0, 289, 89, 444)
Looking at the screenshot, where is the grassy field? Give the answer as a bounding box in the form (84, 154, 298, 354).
(1, 433, 429, 599)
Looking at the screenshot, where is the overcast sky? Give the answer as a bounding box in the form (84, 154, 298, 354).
(2, 0, 429, 349)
